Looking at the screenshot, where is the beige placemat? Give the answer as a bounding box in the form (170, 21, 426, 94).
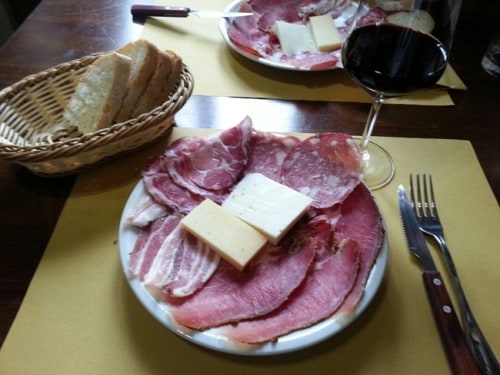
(0, 127, 498, 374)
(140, 0, 466, 105)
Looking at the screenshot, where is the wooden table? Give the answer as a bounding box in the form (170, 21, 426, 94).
(0, 0, 499, 349)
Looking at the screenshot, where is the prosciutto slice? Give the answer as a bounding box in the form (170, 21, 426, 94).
(332, 183, 384, 315)
(129, 214, 182, 279)
(220, 222, 359, 344)
(125, 190, 169, 227)
(165, 218, 319, 329)
(163, 233, 220, 298)
(281, 133, 363, 209)
(165, 116, 253, 202)
(130, 213, 220, 298)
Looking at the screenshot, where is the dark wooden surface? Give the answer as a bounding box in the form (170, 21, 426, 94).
(0, 0, 499, 349)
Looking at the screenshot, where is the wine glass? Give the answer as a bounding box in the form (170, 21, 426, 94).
(342, 0, 462, 189)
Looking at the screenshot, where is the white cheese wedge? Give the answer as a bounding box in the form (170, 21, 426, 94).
(273, 21, 317, 55)
(222, 173, 313, 245)
(180, 199, 267, 271)
(309, 14, 343, 51)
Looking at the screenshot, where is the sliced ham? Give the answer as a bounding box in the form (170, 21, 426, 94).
(164, 218, 319, 329)
(332, 183, 384, 315)
(220, 222, 359, 344)
(165, 116, 253, 202)
(281, 133, 363, 209)
(244, 130, 301, 181)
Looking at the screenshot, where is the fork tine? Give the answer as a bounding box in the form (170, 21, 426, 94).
(409, 174, 418, 215)
(427, 174, 439, 219)
(416, 174, 425, 217)
(422, 174, 430, 217)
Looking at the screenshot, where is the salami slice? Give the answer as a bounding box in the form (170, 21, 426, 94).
(244, 130, 301, 181)
(281, 133, 363, 209)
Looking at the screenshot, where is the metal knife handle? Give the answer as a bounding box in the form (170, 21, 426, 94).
(422, 270, 481, 374)
(131, 5, 190, 18)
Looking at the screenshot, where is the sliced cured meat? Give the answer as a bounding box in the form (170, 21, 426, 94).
(140, 216, 220, 297)
(332, 183, 384, 315)
(165, 218, 319, 329)
(165, 233, 220, 298)
(142, 156, 204, 214)
(142, 217, 186, 287)
(165, 116, 253, 201)
(129, 214, 182, 279)
(244, 130, 301, 181)
(228, 13, 278, 57)
(281, 133, 363, 209)
(299, 0, 351, 17)
(280, 49, 341, 70)
(125, 189, 169, 227)
(220, 222, 359, 344)
(257, 5, 304, 32)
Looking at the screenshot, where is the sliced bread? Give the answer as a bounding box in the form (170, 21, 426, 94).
(114, 39, 159, 122)
(132, 50, 183, 117)
(62, 52, 131, 135)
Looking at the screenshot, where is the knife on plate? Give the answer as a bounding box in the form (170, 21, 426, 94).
(131, 5, 253, 19)
(398, 186, 481, 375)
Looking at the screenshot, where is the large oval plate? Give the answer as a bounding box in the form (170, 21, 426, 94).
(119, 180, 388, 356)
(218, 0, 359, 71)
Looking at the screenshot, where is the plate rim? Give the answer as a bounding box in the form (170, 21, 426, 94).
(118, 179, 388, 356)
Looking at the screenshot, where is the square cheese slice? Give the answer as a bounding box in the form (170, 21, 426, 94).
(309, 14, 343, 51)
(222, 173, 313, 245)
(273, 20, 317, 55)
(180, 199, 267, 271)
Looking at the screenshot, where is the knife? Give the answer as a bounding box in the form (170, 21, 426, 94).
(398, 186, 481, 375)
(131, 5, 253, 19)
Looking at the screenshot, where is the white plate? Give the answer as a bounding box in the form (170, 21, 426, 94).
(119, 180, 388, 356)
(218, 0, 359, 71)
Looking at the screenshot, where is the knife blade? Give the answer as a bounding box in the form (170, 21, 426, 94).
(398, 186, 480, 375)
(131, 5, 253, 19)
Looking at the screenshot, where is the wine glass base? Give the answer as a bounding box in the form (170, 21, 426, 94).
(359, 141, 395, 190)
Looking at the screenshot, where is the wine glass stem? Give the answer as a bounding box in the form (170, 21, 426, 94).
(359, 93, 385, 152)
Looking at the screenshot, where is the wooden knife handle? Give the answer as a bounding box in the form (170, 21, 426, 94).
(422, 270, 481, 374)
(131, 5, 190, 18)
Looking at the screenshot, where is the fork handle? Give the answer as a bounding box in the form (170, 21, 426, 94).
(422, 270, 481, 374)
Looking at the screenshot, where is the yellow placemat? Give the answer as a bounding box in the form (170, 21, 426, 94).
(140, 0, 466, 105)
(0, 127, 498, 374)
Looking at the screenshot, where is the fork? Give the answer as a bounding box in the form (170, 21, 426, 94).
(410, 174, 500, 375)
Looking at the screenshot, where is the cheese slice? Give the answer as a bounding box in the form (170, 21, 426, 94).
(309, 14, 343, 51)
(222, 173, 313, 245)
(273, 21, 317, 55)
(180, 199, 267, 271)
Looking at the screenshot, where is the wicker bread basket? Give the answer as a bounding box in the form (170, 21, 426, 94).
(0, 53, 194, 176)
